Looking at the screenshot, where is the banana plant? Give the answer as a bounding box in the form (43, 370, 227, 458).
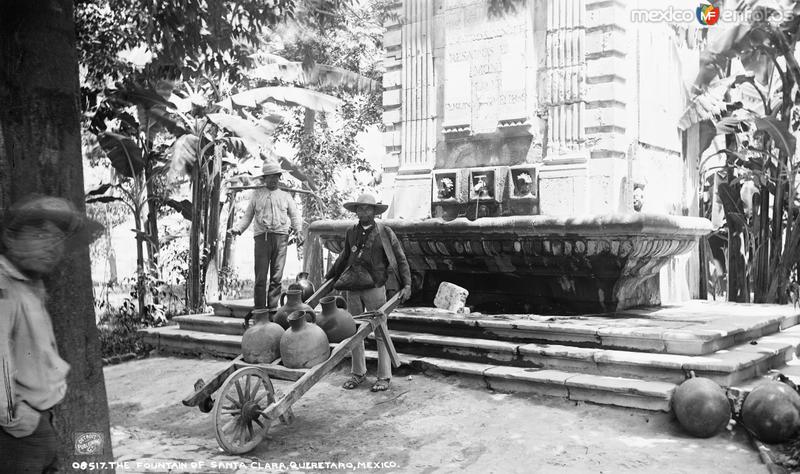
(86, 80, 179, 319)
(679, 0, 800, 303)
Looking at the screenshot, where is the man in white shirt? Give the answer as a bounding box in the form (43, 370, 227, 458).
(230, 161, 303, 310)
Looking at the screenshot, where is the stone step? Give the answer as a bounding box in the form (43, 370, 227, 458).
(366, 326, 800, 386)
(138, 326, 674, 411)
(141, 326, 242, 358)
(174, 314, 246, 335)
(387, 301, 800, 355)
(207, 299, 254, 318)
(177, 300, 800, 358)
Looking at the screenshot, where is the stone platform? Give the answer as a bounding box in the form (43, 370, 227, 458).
(140, 300, 800, 412)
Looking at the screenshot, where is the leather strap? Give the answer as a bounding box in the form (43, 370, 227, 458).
(375, 222, 401, 287)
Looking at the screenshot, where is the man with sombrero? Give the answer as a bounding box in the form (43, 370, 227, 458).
(325, 193, 411, 392)
(230, 160, 303, 311)
(0, 194, 103, 472)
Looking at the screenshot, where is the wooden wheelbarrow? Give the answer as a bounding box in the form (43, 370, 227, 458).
(181, 280, 403, 454)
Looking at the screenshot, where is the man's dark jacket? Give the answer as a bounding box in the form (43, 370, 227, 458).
(325, 222, 411, 291)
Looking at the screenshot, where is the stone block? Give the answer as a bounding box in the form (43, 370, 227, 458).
(584, 106, 628, 131)
(434, 281, 470, 312)
(383, 107, 401, 126)
(384, 27, 401, 47)
(383, 69, 402, 88)
(383, 129, 401, 148)
(585, 3, 629, 30)
(586, 57, 631, 82)
(383, 88, 402, 107)
(585, 28, 630, 58)
(585, 81, 630, 104)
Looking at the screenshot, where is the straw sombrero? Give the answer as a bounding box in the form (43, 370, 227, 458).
(254, 160, 284, 178)
(343, 193, 389, 214)
(0, 194, 104, 250)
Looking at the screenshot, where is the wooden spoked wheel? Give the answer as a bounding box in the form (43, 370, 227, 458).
(213, 367, 276, 454)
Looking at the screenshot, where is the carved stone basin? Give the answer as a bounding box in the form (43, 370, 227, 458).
(308, 214, 713, 314)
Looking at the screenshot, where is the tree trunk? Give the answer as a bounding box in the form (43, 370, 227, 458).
(144, 164, 160, 281)
(203, 145, 222, 300)
(187, 161, 205, 311)
(133, 212, 147, 316)
(0, 0, 113, 468)
(221, 192, 236, 272)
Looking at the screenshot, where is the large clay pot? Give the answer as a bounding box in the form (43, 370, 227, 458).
(742, 380, 800, 443)
(671, 372, 730, 438)
(280, 310, 330, 369)
(292, 272, 315, 302)
(317, 295, 356, 343)
(274, 289, 313, 329)
(241, 309, 284, 364)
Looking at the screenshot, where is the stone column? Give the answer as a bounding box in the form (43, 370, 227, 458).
(538, 0, 634, 216)
(382, 0, 437, 219)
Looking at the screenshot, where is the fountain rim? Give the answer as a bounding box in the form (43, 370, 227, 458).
(308, 213, 713, 238)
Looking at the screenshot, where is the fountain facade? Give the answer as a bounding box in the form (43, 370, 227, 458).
(307, 0, 711, 313)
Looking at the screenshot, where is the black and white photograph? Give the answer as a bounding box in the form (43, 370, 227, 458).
(3, 0, 800, 472)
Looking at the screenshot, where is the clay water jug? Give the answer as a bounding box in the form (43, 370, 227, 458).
(280, 311, 330, 369)
(291, 272, 315, 302)
(671, 372, 730, 438)
(274, 289, 313, 329)
(317, 295, 356, 343)
(742, 380, 800, 443)
(241, 309, 284, 364)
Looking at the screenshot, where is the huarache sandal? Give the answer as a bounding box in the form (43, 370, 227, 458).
(342, 373, 366, 390)
(371, 378, 390, 392)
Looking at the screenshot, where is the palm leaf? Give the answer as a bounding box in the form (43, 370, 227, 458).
(169, 134, 200, 176)
(754, 116, 797, 156)
(97, 132, 144, 178)
(678, 93, 728, 130)
(218, 87, 343, 113)
(248, 63, 380, 93)
(207, 113, 277, 143)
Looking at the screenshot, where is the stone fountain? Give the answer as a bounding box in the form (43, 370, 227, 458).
(308, 213, 711, 314)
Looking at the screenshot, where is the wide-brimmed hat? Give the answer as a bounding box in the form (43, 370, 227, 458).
(343, 193, 389, 214)
(0, 194, 104, 250)
(255, 160, 284, 178)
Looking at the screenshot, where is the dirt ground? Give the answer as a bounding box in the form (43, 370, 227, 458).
(105, 356, 766, 474)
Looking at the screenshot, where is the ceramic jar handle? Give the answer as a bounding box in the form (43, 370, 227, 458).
(334, 295, 348, 310)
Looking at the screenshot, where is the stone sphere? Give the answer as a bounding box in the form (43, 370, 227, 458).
(672, 376, 731, 438)
(742, 381, 800, 444)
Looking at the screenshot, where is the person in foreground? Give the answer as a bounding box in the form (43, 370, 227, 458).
(0, 194, 102, 473)
(325, 193, 412, 392)
(229, 160, 303, 310)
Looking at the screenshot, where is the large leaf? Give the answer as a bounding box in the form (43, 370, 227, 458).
(218, 86, 343, 113)
(98, 132, 144, 177)
(249, 52, 292, 64)
(145, 107, 187, 135)
(693, 24, 754, 91)
(678, 92, 728, 130)
(169, 134, 200, 176)
(86, 196, 125, 204)
(248, 63, 380, 92)
(87, 183, 114, 196)
(207, 113, 276, 157)
(697, 120, 719, 156)
(111, 82, 176, 110)
(754, 116, 797, 156)
(165, 199, 193, 221)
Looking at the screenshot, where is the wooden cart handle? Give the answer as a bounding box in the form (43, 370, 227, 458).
(354, 293, 403, 368)
(304, 278, 335, 308)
